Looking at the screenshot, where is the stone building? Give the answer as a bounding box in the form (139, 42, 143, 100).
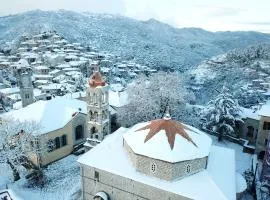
(0, 97, 88, 166)
(255, 104, 270, 157)
(84, 71, 110, 149)
(16, 59, 34, 107)
(78, 114, 241, 200)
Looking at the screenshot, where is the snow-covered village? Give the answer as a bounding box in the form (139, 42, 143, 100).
(0, 1, 270, 200)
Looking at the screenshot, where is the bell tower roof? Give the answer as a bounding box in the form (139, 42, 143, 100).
(88, 71, 106, 88)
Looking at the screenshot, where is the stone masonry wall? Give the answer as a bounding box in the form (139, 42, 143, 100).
(124, 140, 207, 181)
(81, 164, 192, 200)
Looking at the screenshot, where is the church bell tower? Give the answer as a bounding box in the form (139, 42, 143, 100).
(16, 60, 34, 107)
(86, 70, 110, 146)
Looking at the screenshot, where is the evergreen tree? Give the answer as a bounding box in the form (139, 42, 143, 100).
(202, 86, 242, 141)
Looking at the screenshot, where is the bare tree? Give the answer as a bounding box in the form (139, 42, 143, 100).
(117, 72, 195, 127)
(0, 118, 46, 184)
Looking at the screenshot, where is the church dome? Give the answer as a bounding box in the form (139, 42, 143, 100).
(88, 71, 105, 88)
(123, 118, 212, 163)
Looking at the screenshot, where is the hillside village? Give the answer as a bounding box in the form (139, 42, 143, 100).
(0, 31, 270, 200)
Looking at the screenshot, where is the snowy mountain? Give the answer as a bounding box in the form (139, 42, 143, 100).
(189, 43, 270, 104)
(1, 10, 270, 71)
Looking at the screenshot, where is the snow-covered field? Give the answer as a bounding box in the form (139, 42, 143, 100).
(0, 155, 81, 200)
(0, 135, 253, 200)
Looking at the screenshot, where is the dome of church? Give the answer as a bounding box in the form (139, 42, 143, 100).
(88, 71, 106, 88)
(123, 117, 212, 163)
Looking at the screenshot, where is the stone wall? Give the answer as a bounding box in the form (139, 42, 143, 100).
(81, 164, 192, 200)
(124, 140, 207, 181)
(256, 116, 270, 153)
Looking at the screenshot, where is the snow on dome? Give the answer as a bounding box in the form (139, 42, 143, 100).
(17, 59, 30, 69)
(89, 71, 105, 88)
(123, 120, 212, 163)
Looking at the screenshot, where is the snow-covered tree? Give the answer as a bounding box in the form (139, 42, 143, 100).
(117, 72, 195, 127)
(0, 118, 45, 183)
(201, 86, 242, 141)
(74, 74, 87, 92)
(235, 88, 265, 108)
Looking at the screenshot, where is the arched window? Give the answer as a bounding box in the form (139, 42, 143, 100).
(186, 164, 191, 174)
(75, 125, 84, 140)
(55, 137, 60, 149)
(89, 111, 93, 120)
(61, 135, 67, 146)
(91, 127, 97, 134)
(93, 111, 98, 122)
(151, 163, 157, 173)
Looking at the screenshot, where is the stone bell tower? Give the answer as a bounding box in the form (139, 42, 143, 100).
(16, 59, 34, 107)
(85, 70, 110, 148)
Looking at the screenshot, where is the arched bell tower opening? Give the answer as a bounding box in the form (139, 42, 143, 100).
(85, 69, 110, 150)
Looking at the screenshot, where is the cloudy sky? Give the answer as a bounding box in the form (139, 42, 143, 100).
(0, 0, 269, 33)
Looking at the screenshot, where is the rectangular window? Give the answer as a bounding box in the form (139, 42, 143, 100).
(55, 137, 60, 149)
(263, 122, 270, 130)
(94, 171, 99, 182)
(61, 135, 67, 146)
(25, 94, 30, 99)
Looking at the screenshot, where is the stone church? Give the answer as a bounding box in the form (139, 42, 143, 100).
(78, 112, 243, 200)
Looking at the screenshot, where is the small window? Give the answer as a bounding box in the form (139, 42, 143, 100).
(151, 163, 157, 173)
(61, 135, 67, 146)
(263, 122, 270, 130)
(55, 137, 60, 149)
(47, 139, 55, 152)
(186, 164, 191, 174)
(25, 94, 30, 99)
(94, 171, 99, 182)
(95, 135, 98, 139)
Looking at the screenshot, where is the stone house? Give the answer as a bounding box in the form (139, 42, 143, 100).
(255, 104, 270, 157)
(0, 97, 88, 167)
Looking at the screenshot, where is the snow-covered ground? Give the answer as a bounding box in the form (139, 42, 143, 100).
(0, 155, 81, 200)
(210, 135, 253, 174)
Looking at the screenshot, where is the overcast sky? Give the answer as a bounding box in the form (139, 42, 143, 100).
(0, 0, 269, 33)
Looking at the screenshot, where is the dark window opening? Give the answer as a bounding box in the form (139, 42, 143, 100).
(55, 137, 60, 149)
(91, 127, 97, 134)
(61, 135, 67, 146)
(25, 94, 30, 99)
(75, 125, 84, 140)
(263, 122, 270, 130)
(247, 126, 254, 138)
(94, 171, 99, 182)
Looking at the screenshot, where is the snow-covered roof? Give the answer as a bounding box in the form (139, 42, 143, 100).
(78, 128, 236, 200)
(109, 90, 128, 108)
(34, 65, 49, 70)
(1, 98, 87, 135)
(240, 107, 260, 120)
(258, 103, 270, 117)
(123, 122, 212, 162)
(0, 87, 20, 95)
